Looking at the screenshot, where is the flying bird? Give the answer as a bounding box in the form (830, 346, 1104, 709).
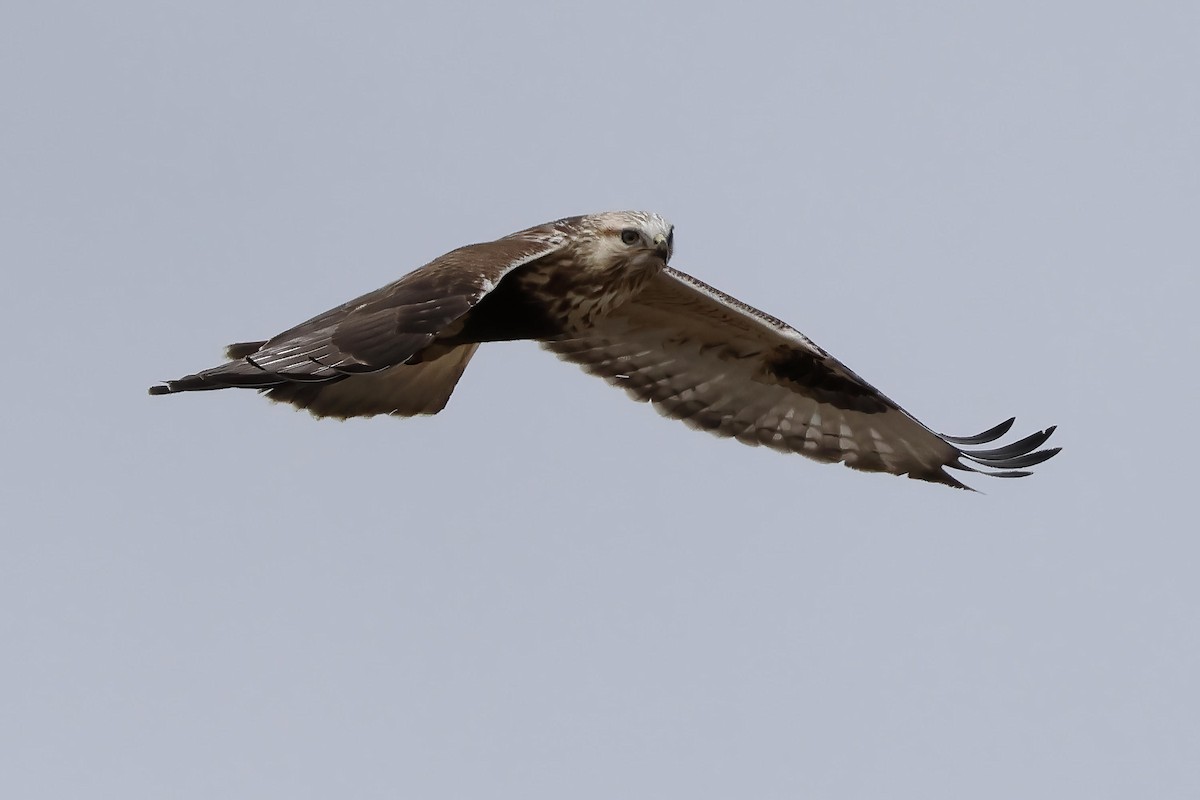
(150, 211, 1059, 489)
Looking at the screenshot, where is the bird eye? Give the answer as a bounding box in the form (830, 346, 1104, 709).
(620, 229, 640, 246)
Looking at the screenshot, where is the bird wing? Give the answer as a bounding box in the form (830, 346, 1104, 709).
(543, 267, 1058, 489)
(149, 221, 575, 403)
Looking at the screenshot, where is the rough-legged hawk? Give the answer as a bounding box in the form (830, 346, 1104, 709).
(150, 211, 1059, 489)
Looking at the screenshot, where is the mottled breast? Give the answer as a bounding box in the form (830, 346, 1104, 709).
(513, 256, 662, 332)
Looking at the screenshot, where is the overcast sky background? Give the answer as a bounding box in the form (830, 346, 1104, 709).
(2, 2, 1197, 798)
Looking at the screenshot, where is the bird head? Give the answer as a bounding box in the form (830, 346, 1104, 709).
(582, 210, 674, 274)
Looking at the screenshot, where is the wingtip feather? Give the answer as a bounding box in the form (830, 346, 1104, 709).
(940, 417, 1017, 445)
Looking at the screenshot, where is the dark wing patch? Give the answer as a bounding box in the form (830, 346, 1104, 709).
(766, 346, 895, 413)
(544, 267, 1058, 489)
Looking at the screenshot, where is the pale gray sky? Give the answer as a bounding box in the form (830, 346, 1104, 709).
(2, 2, 1197, 798)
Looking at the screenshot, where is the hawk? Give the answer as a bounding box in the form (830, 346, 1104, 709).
(150, 210, 1059, 489)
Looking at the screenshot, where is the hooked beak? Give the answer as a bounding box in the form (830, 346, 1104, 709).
(653, 231, 673, 260)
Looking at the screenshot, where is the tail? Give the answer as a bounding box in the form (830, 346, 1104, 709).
(149, 343, 480, 419)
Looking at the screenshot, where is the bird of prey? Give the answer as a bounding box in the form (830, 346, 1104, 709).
(150, 210, 1059, 489)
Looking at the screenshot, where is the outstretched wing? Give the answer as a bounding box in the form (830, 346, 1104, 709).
(149, 220, 574, 416)
(544, 267, 1058, 489)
